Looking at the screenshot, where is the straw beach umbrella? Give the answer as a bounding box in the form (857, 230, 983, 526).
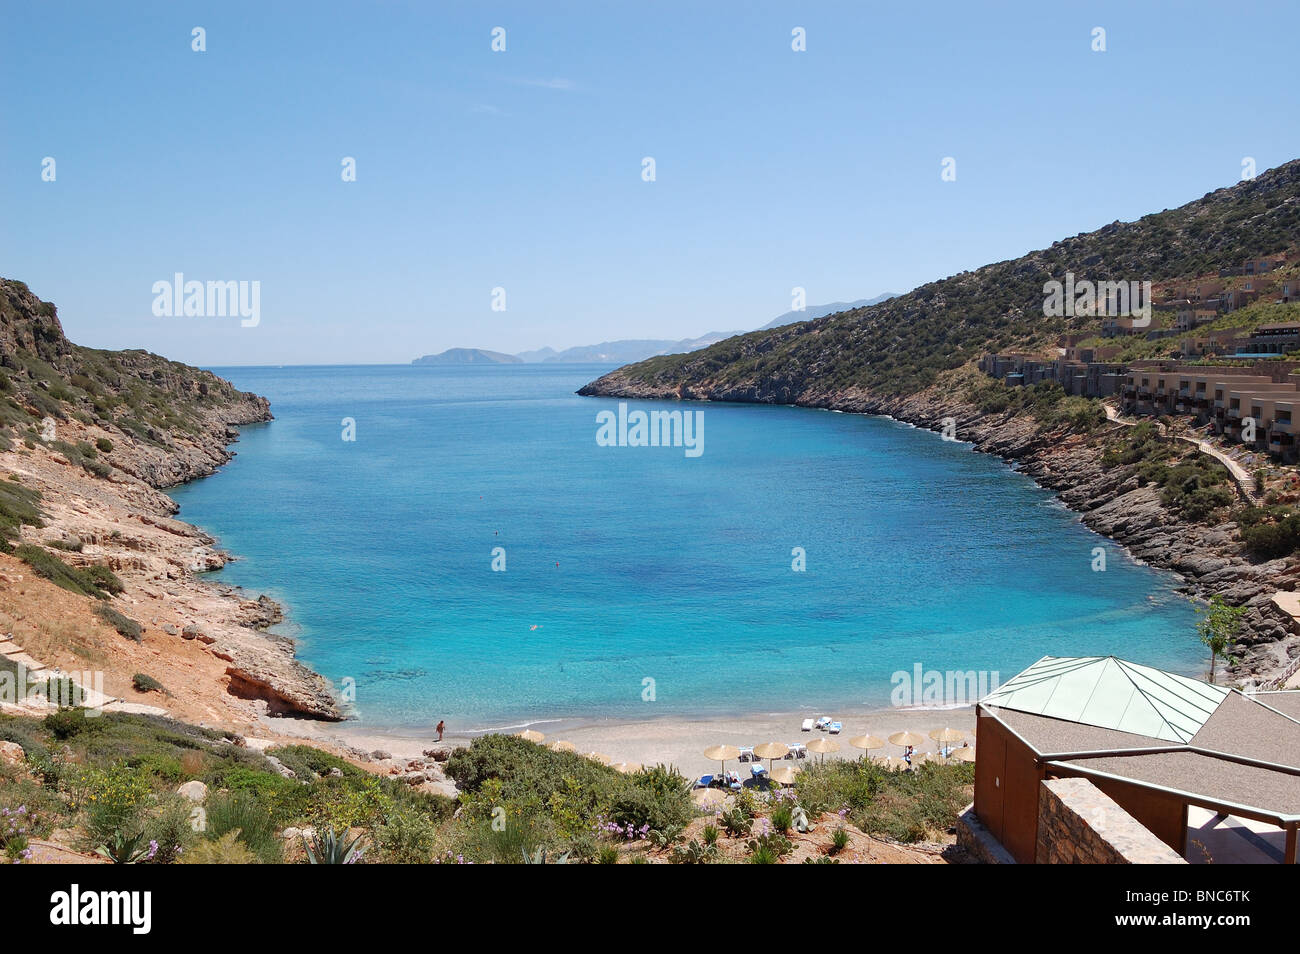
(888, 730, 925, 753)
(547, 740, 575, 753)
(848, 734, 885, 756)
(585, 751, 611, 764)
(949, 747, 976, 763)
(929, 727, 964, 757)
(703, 744, 741, 780)
(517, 729, 545, 743)
(752, 742, 790, 773)
(610, 761, 641, 774)
(769, 765, 798, 787)
(929, 727, 965, 744)
(805, 737, 840, 763)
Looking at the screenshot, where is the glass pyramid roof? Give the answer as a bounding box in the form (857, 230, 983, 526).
(982, 656, 1229, 744)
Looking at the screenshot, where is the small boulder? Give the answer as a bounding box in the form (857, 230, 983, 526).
(265, 755, 297, 780)
(370, 749, 392, 761)
(181, 625, 204, 641)
(0, 741, 26, 765)
(177, 780, 208, 803)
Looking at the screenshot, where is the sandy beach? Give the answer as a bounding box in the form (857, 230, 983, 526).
(285, 703, 977, 779)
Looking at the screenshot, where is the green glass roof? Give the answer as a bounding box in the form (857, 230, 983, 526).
(982, 656, 1229, 744)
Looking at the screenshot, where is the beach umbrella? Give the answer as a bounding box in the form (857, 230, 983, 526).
(882, 757, 908, 771)
(703, 744, 741, 780)
(610, 761, 641, 774)
(547, 740, 575, 753)
(848, 734, 885, 755)
(753, 741, 790, 773)
(888, 731, 925, 753)
(517, 729, 545, 743)
(949, 747, 976, 763)
(929, 727, 965, 744)
(769, 765, 798, 786)
(585, 751, 611, 764)
(805, 737, 840, 763)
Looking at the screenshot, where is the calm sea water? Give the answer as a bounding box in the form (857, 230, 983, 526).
(167, 364, 1203, 731)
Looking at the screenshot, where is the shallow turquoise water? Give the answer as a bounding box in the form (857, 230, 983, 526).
(167, 364, 1203, 730)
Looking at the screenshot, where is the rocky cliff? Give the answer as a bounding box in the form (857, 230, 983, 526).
(0, 278, 342, 721)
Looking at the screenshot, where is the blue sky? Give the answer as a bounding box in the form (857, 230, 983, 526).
(3, 0, 1299, 366)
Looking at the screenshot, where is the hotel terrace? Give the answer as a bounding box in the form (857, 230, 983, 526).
(1120, 360, 1300, 462)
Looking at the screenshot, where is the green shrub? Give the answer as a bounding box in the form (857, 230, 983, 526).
(43, 707, 105, 741)
(95, 437, 113, 453)
(1236, 505, 1300, 559)
(375, 807, 438, 864)
(14, 545, 120, 599)
(96, 603, 142, 641)
(132, 673, 165, 694)
(204, 791, 282, 863)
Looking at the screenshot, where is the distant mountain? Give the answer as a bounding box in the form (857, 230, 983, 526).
(525, 332, 742, 365)
(411, 297, 898, 365)
(411, 348, 522, 365)
(759, 294, 898, 330)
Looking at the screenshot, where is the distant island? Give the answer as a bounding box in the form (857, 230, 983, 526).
(411, 296, 897, 366)
(412, 348, 523, 365)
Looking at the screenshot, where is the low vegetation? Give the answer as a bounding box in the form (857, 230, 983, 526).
(0, 712, 975, 864)
(1235, 505, 1300, 560)
(13, 544, 125, 600)
(95, 603, 143, 641)
(1101, 422, 1235, 521)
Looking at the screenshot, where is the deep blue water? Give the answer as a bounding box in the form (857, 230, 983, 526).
(167, 364, 1203, 730)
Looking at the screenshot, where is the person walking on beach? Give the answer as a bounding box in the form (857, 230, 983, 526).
(435, 720, 445, 742)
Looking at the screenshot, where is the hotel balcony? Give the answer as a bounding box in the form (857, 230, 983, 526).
(1227, 407, 1241, 419)
(1273, 420, 1293, 434)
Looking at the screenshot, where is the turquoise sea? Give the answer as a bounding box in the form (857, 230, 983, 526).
(167, 364, 1204, 731)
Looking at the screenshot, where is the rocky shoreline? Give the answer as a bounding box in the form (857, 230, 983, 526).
(2, 399, 344, 724)
(578, 374, 1300, 686)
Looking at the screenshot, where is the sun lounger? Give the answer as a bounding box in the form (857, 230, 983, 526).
(829, 721, 842, 734)
(788, 743, 807, 759)
(695, 774, 714, 789)
(726, 770, 742, 791)
(750, 764, 768, 779)
(801, 718, 814, 732)
(815, 717, 832, 730)
(738, 746, 754, 762)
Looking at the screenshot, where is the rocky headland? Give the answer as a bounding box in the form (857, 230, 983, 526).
(0, 278, 342, 725)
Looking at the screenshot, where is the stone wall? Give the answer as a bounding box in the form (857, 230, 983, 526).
(1036, 777, 1185, 864)
(955, 804, 1016, 864)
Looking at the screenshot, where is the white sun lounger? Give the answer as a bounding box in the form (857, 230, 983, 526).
(815, 716, 832, 730)
(738, 746, 754, 762)
(829, 721, 842, 734)
(787, 743, 807, 759)
(801, 719, 815, 732)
